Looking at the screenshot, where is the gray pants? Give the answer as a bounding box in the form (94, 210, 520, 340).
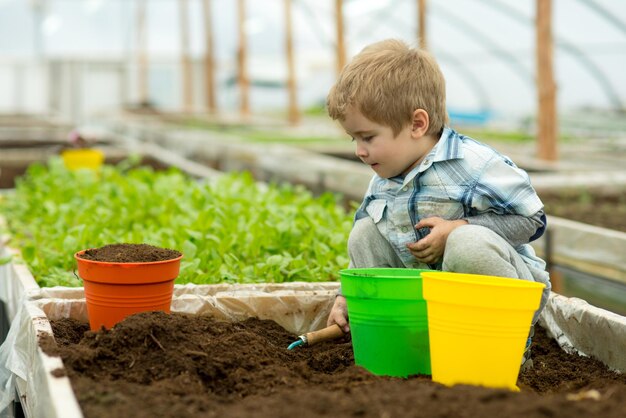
(347, 217, 550, 324)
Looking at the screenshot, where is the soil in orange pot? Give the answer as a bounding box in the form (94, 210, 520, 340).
(77, 243, 181, 263)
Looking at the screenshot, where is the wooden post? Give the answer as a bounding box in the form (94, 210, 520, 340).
(202, 0, 217, 113)
(136, 0, 149, 106)
(284, 0, 299, 125)
(335, 0, 346, 76)
(179, 0, 193, 113)
(536, 0, 558, 161)
(237, 0, 250, 117)
(418, 0, 427, 50)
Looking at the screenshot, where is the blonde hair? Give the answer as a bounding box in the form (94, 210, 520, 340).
(327, 39, 448, 137)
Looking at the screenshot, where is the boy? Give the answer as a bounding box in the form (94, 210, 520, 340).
(325, 39, 550, 369)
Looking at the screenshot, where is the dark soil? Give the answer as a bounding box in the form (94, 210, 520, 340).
(540, 188, 626, 232)
(77, 243, 182, 263)
(41, 312, 626, 418)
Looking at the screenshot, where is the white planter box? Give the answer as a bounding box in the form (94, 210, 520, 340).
(0, 254, 625, 417)
(0, 245, 39, 323)
(0, 281, 339, 418)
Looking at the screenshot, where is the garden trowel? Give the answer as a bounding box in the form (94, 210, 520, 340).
(287, 324, 345, 350)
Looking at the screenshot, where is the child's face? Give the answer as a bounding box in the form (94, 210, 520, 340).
(340, 106, 430, 179)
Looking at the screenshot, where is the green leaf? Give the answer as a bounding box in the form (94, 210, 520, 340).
(266, 255, 283, 266)
(182, 240, 197, 259)
(63, 235, 79, 251)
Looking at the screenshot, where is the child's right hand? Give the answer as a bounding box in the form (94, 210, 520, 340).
(327, 295, 350, 333)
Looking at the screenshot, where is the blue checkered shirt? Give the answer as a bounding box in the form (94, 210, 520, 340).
(354, 127, 547, 272)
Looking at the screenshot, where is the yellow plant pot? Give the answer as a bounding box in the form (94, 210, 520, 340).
(61, 149, 104, 170)
(422, 271, 545, 391)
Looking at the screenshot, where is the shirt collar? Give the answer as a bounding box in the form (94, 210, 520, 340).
(398, 127, 463, 185)
(432, 127, 464, 162)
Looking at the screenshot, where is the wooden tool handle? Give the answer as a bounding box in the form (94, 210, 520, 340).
(304, 324, 345, 346)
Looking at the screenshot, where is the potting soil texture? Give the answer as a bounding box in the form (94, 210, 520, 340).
(41, 312, 626, 418)
(77, 243, 181, 263)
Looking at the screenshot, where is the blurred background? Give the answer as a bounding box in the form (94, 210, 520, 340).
(0, 0, 625, 135)
(0, 0, 625, 316)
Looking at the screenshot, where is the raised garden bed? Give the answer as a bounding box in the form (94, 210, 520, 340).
(2, 268, 625, 417)
(42, 311, 626, 418)
(0, 160, 351, 287)
(119, 122, 625, 233)
(320, 151, 626, 233)
(539, 187, 626, 233)
(0, 151, 169, 189)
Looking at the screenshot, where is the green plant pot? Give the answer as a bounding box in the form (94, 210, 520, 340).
(340, 268, 433, 377)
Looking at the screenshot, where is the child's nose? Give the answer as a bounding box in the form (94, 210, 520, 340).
(355, 144, 368, 158)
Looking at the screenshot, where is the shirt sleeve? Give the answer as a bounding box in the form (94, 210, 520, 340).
(470, 155, 544, 217)
(464, 210, 546, 247)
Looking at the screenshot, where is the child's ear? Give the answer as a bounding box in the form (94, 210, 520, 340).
(411, 109, 430, 138)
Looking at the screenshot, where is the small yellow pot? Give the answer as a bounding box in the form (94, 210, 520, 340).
(61, 149, 105, 170)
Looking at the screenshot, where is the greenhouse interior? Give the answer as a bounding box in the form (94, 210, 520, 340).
(0, 1, 625, 417)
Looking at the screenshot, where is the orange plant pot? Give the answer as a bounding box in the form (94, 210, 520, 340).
(75, 250, 183, 331)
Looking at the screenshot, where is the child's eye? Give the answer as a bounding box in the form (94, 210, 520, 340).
(362, 136, 374, 142)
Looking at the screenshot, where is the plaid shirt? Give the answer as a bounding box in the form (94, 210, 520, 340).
(355, 127, 547, 271)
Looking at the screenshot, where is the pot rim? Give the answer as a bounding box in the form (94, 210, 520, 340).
(74, 249, 184, 266)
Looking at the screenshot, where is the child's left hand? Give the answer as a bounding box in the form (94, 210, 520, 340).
(406, 217, 468, 264)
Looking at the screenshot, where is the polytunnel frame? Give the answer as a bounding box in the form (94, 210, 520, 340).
(295, 0, 624, 112)
(480, 0, 624, 110)
(433, 0, 623, 111)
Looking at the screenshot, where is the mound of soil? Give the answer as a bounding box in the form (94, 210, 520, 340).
(40, 312, 626, 418)
(77, 243, 181, 263)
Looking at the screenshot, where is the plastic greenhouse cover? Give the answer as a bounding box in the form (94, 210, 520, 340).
(0, 248, 39, 323)
(539, 293, 626, 373)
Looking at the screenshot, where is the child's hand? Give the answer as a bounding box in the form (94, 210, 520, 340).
(406, 217, 468, 264)
(327, 295, 350, 333)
